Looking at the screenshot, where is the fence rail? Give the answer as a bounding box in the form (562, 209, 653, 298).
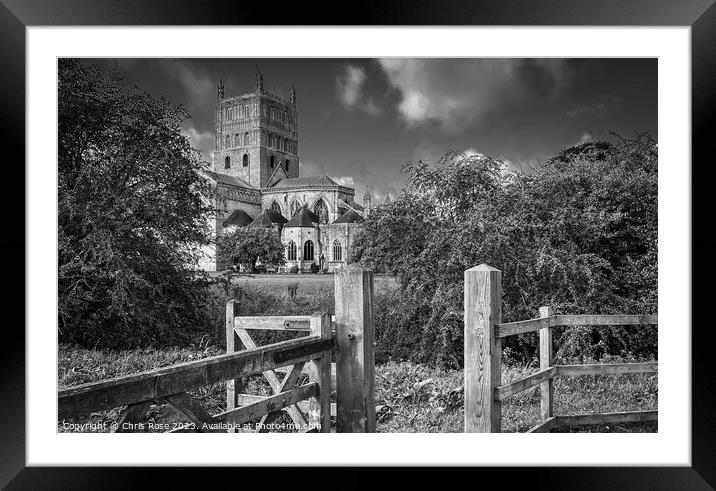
(495, 314, 658, 338)
(58, 335, 330, 421)
(465, 263, 658, 433)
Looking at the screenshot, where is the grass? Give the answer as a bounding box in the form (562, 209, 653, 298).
(58, 344, 657, 433)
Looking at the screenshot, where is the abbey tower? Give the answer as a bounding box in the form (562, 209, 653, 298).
(201, 69, 369, 273)
(213, 70, 299, 188)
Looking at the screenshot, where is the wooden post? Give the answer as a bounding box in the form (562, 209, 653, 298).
(539, 306, 554, 422)
(334, 264, 375, 433)
(225, 300, 241, 414)
(464, 264, 502, 433)
(308, 312, 332, 432)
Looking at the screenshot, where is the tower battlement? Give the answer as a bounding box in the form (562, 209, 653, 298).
(213, 70, 299, 188)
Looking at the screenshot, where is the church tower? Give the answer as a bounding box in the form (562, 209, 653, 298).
(213, 68, 299, 188)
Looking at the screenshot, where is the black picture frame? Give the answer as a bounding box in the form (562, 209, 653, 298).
(2, 0, 714, 488)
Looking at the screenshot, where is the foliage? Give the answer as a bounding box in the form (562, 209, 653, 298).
(309, 263, 320, 274)
(289, 265, 299, 274)
(217, 227, 286, 272)
(57, 59, 216, 348)
(354, 136, 658, 368)
(58, 344, 656, 433)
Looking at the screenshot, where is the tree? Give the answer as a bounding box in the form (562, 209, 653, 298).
(58, 59, 216, 347)
(218, 227, 286, 272)
(354, 136, 657, 368)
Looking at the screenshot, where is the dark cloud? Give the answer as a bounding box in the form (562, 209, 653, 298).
(78, 58, 657, 198)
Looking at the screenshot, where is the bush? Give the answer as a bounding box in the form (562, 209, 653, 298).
(57, 60, 215, 349)
(289, 265, 299, 274)
(354, 135, 658, 368)
(309, 263, 320, 274)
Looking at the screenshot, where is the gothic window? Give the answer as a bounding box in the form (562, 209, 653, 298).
(290, 200, 300, 217)
(314, 199, 329, 225)
(333, 240, 342, 261)
(234, 134, 240, 146)
(242, 154, 249, 167)
(244, 132, 250, 146)
(285, 159, 290, 172)
(270, 201, 281, 214)
(270, 155, 275, 168)
(287, 240, 297, 261)
(224, 156, 231, 169)
(303, 240, 314, 261)
(224, 134, 230, 149)
(244, 105, 249, 118)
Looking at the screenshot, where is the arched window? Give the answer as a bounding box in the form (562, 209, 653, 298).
(285, 159, 290, 172)
(333, 240, 342, 261)
(303, 240, 314, 261)
(224, 134, 230, 149)
(290, 200, 300, 218)
(244, 105, 249, 118)
(244, 132, 250, 146)
(224, 156, 231, 169)
(270, 201, 281, 214)
(234, 134, 240, 146)
(287, 241, 297, 261)
(242, 154, 249, 167)
(270, 155, 275, 168)
(314, 199, 329, 224)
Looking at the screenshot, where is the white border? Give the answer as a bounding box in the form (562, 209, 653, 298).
(27, 27, 690, 466)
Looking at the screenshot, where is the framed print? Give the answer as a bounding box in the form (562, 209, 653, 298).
(3, 0, 715, 488)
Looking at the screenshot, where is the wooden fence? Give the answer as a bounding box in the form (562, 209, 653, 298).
(58, 265, 376, 433)
(464, 264, 658, 433)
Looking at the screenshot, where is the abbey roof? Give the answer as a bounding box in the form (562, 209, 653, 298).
(270, 175, 340, 188)
(205, 171, 256, 189)
(333, 209, 364, 224)
(249, 209, 288, 227)
(222, 209, 254, 227)
(285, 207, 318, 227)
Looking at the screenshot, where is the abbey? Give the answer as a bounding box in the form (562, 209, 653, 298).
(201, 71, 372, 273)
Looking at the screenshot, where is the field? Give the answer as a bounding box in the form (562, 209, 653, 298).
(58, 344, 657, 433)
(209, 272, 400, 296)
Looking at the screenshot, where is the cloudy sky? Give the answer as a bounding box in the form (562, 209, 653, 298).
(86, 58, 656, 201)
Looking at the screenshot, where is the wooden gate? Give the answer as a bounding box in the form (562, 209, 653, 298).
(57, 265, 376, 433)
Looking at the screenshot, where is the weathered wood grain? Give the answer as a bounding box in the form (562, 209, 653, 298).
(214, 383, 317, 426)
(234, 316, 312, 331)
(557, 362, 658, 377)
(464, 264, 502, 433)
(495, 317, 550, 338)
(234, 328, 308, 428)
(308, 312, 332, 432)
(539, 306, 554, 421)
(226, 300, 240, 413)
(496, 314, 658, 338)
(256, 361, 306, 432)
(165, 391, 224, 433)
(526, 416, 557, 433)
(557, 410, 658, 427)
(551, 315, 657, 327)
(494, 366, 557, 401)
(335, 265, 376, 433)
(58, 335, 325, 419)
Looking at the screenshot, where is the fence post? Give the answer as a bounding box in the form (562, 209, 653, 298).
(334, 264, 375, 432)
(225, 300, 241, 416)
(464, 264, 502, 432)
(539, 306, 554, 422)
(309, 312, 332, 432)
